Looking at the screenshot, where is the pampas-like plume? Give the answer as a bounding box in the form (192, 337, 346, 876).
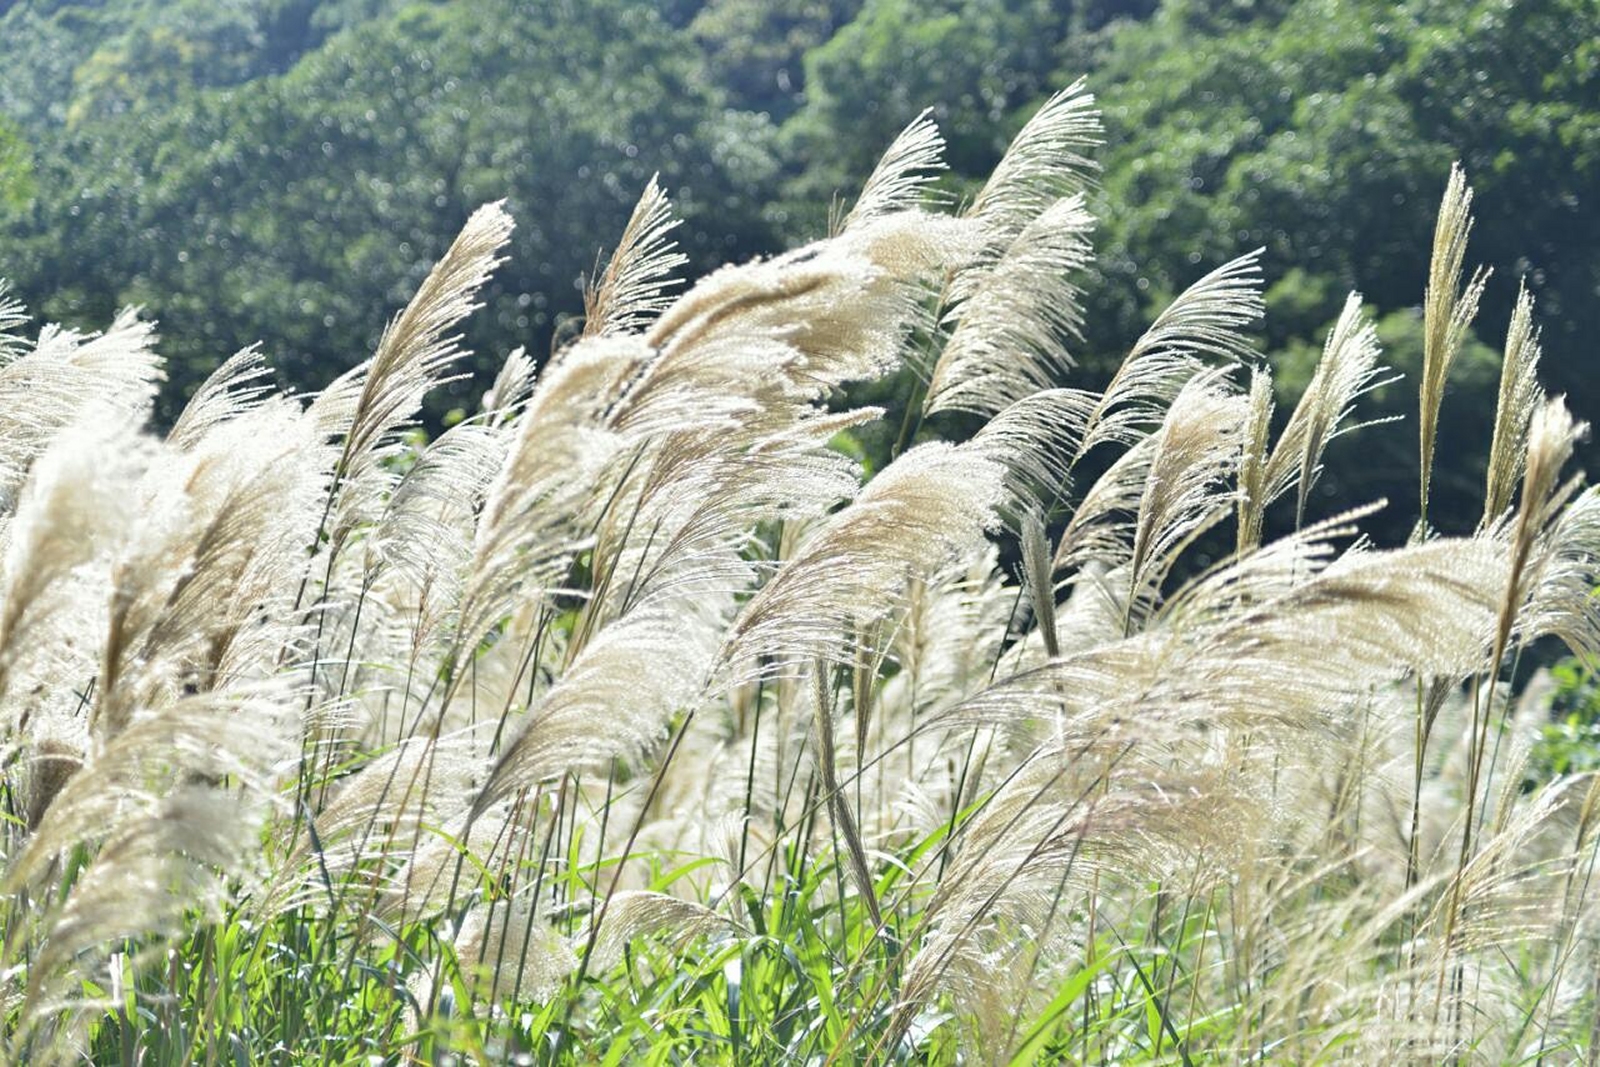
(584, 416, 868, 627)
(327, 202, 513, 463)
(1236, 366, 1275, 551)
(302, 204, 514, 602)
(1263, 293, 1388, 528)
(1124, 250, 1264, 367)
(721, 441, 1006, 677)
(0, 281, 27, 361)
(471, 609, 715, 819)
(265, 730, 489, 914)
(457, 336, 645, 653)
(1079, 249, 1263, 456)
(894, 752, 1249, 1057)
(963, 80, 1101, 258)
(582, 890, 733, 974)
(1520, 486, 1600, 659)
(0, 414, 151, 707)
(1052, 435, 1157, 577)
(842, 108, 947, 233)
(356, 420, 511, 671)
(1482, 282, 1543, 525)
(450, 894, 577, 1006)
(1479, 397, 1588, 676)
(0, 309, 163, 512)
(96, 404, 323, 728)
(482, 345, 535, 425)
(969, 387, 1098, 517)
(9, 685, 294, 888)
(941, 531, 1506, 769)
(638, 211, 978, 418)
(926, 195, 1094, 418)
(1124, 371, 1247, 624)
(1020, 512, 1060, 659)
(1049, 372, 1245, 628)
(1418, 164, 1490, 526)
(583, 175, 687, 339)
(166, 344, 275, 449)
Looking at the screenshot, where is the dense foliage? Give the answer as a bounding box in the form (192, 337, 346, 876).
(0, 0, 1596, 539)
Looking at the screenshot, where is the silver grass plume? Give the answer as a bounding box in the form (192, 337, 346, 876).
(1190, 535, 1506, 689)
(896, 752, 1248, 1053)
(1481, 397, 1588, 673)
(583, 175, 687, 339)
(1040, 373, 1245, 627)
(811, 662, 883, 929)
(1520, 486, 1600, 659)
(326, 201, 513, 463)
(638, 211, 978, 411)
(470, 609, 715, 819)
(1051, 434, 1157, 576)
(482, 345, 535, 425)
(941, 531, 1507, 779)
(841, 108, 947, 233)
(1482, 281, 1543, 526)
(0, 414, 151, 707)
(1079, 249, 1264, 456)
(1236, 366, 1275, 552)
(308, 202, 513, 558)
(0, 280, 27, 361)
(462, 336, 648, 648)
(96, 405, 322, 727)
(166, 344, 275, 450)
(926, 195, 1094, 418)
(360, 419, 510, 667)
(960, 80, 1101, 271)
(968, 387, 1098, 517)
(1125, 371, 1247, 625)
(267, 730, 489, 912)
(0, 308, 163, 512)
(582, 890, 733, 975)
(1418, 164, 1490, 527)
(1502, 397, 1587, 625)
(1020, 512, 1060, 658)
(721, 441, 1006, 677)
(887, 552, 1015, 730)
(447, 894, 577, 1007)
(585, 417, 867, 625)
(18, 738, 82, 834)
(18, 788, 265, 1050)
(9, 685, 295, 888)
(1263, 292, 1388, 529)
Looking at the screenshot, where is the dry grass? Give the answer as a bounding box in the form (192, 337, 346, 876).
(1, 86, 1598, 1065)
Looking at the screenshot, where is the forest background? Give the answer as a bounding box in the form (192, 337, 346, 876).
(0, 0, 1596, 544)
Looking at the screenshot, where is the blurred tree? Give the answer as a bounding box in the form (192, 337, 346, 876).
(2, 0, 781, 419)
(779, 0, 1070, 233)
(0, 0, 1595, 547)
(689, 0, 861, 117)
(0, 119, 33, 211)
(0, 0, 379, 129)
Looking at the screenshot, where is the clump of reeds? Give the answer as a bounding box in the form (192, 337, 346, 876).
(0, 80, 1597, 1065)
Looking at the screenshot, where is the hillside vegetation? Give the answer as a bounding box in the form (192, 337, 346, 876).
(0, 0, 1597, 539)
